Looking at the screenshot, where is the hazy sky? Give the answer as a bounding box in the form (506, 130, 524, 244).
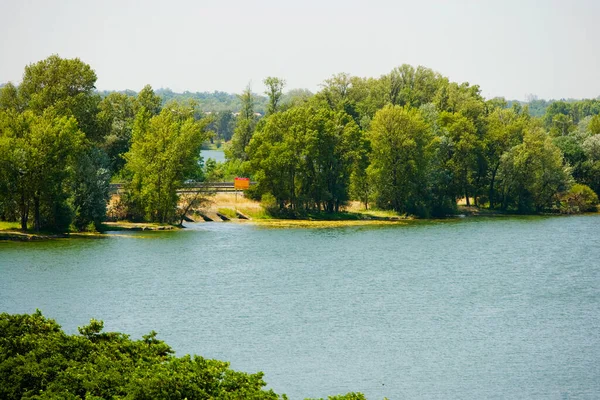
(2, 0, 599, 100)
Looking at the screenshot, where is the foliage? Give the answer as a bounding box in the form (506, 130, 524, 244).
(122, 101, 209, 223)
(97, 92, 136, 172)
(248, 103, 361, 213)
(0, 311, 283, 400)
(368, 105, 434, 216)
(228, 84, 257, 161)
(71, 147, 111, 231)
(498, 126, 571, 212)
(559, 183, 599, 213)
(264, 77, 286, 115)
(0, 109, 84, 231)
(3, 54, 600, 227)
(19, 54, 101, 141)
(0, 56, 110, 232)
(206, 110, 236, 142)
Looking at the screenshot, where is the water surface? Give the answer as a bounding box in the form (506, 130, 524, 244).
(1, 215, 599, 399)
(201, 149, 226, 163)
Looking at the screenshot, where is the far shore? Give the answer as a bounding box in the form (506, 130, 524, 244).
(2, 194, 597, 241)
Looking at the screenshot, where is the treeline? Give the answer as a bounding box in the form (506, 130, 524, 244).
(0, 311, 365, 400)
(1, 56, 599, 231)
(0, 55, 211, 231)
(223, 68, 600, 217)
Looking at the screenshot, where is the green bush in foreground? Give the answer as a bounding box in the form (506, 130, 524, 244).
(0, 311, 368, 400)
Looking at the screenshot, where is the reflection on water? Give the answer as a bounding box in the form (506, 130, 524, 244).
(1, 215, 600, 399)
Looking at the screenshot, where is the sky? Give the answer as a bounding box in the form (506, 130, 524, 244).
(1, 0, 599, 101)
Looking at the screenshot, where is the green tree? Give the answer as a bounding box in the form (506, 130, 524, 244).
(0, 83, 23, 112)
(0, 311, 283, 400)
(71, 147, 111, 231)
(589, 115, 600, 135)
(369, 105, 434, 215)
(248, 104, 361, 213)
(134, 84, 162, 116)
(303, 108, 362, 212)
(0, 110, 84, 231)
(208, 110, 236, 141)
(438, 111, 480, 206)
(386, 64, 443, 108)
(263, 77, 286, 115)
(18, 55, 101, 141)
(229, 84, 257, 161)
(484, 107, 527, 208)
(498, 125, 571, 212)
(97, 92, 136, 172)
(123, 102, 208, 223)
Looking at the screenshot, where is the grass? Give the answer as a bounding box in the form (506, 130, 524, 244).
(0, 221, 21, 231)
(253, 219, 410, 229)
(100, 221, 179, 231)
(217, 208, 237, 219)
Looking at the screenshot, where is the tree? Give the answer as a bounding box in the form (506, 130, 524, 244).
(369, 105, 434, 216)
(248, 103, 361, 213)
(438, 111, 480, 206)
(134, 84, 162, 116)
(97, 92, 136, 172)
(589, 115, 600, 135)
(498, 125, 571, 212)
(0, 311, 283, 400)
(18, 55, 101, 141)
(303, 107, 362, 212)
(0, 110, 84, 231)
(0, 83, 23, 112)
(123, 102, 209, 223)
(386, 64, 443, 108)
(229, 84, 257, 161)
(263, 77, 286, 115)
(319, 73, 352, 110)
(484, 107, 527, 208)
(71, 147, 111, 231)
(208, 110, 236, 141)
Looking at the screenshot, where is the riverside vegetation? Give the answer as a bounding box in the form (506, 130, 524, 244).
(1, 56, 599, 233)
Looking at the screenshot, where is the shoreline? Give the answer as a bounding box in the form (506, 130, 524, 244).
(2, 211, 597, 241)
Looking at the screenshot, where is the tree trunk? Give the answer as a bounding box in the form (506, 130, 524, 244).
(20, 190, 28, 230)
(33, 195, 40, 232)
(489, 163, 499, 209)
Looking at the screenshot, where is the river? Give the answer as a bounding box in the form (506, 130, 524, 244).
(1, 215, 599, 399)
(201, 149, 226, 163)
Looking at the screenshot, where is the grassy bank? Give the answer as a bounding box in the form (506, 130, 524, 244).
(100, 222, 180, 231)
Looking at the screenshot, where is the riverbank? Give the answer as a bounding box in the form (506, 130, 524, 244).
(101, 222, 180, 231)
(0, 221, 180, 241)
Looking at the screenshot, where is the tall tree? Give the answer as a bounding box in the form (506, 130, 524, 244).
(499, 125, 570, 212)
(229, 84, 256, 161)
(123, 102, 208, 223)
(263, 77, 286, 115)
(134, 84, 162, 116)
(18, 55, 101, 141)
(369, 105, 434, 215)
(0, 110, 83, 231)
(484, 106, 527, 208)
(97, 92, 136, 172)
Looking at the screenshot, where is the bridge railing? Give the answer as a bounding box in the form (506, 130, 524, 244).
(109, 182, 256, 194)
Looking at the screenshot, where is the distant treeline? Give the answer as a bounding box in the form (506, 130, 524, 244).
(1, 56, 599, 232)
(97, 88, 271, 114)
(92, 86, 600, 118)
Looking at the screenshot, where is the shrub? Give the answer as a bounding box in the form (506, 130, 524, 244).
(559, 184, 599, 213)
